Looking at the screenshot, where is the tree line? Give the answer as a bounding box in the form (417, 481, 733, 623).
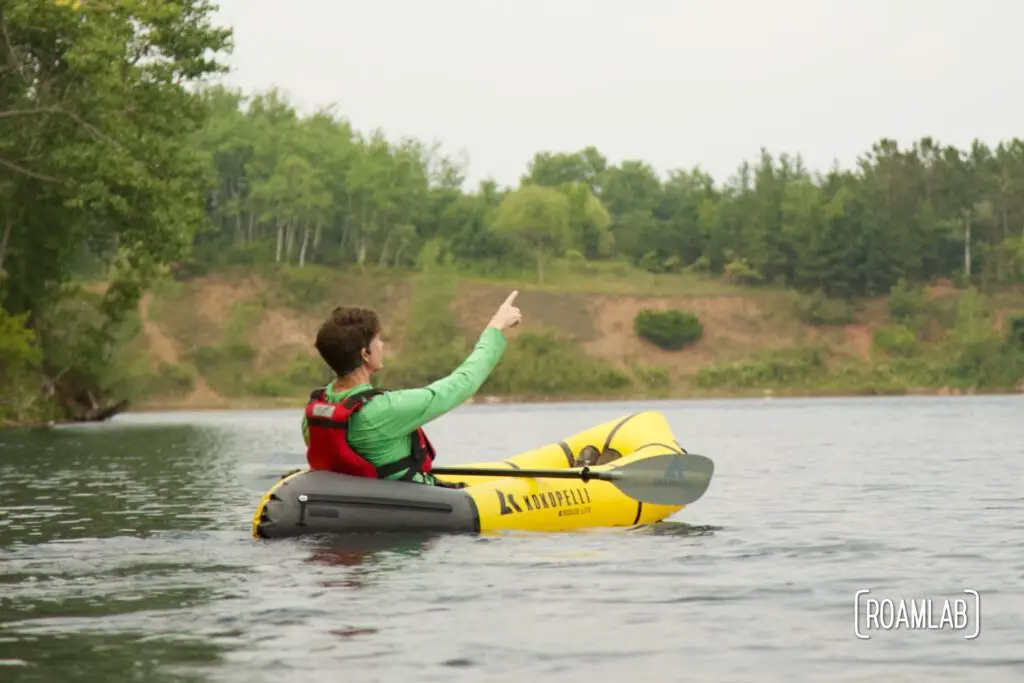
(189, 84, 1024, 295)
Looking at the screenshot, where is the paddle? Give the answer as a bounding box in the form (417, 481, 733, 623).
(242, 452, 714, 507)
(431, 453, 715, 507)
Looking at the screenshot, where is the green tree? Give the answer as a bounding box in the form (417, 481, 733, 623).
(491, 185, 571, 283)
(0, 0, 232, 421)
(555, 182, 614, 259)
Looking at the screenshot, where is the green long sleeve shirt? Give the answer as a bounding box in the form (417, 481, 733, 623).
(302, 326, 507, 483)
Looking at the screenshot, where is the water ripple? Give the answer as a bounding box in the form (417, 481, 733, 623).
(1, 395, 1022, 682)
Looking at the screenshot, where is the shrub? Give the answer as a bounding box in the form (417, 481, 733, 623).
(147, 362, 196, 396)
(629, 362, 670, 391)
(0, 308, 42, 381)
(0, 308, 44, 424)
(696, 347, 826, 389)
(1007, 315, 1024, 350)
(276, 265, 333, 312)
(243, 352, 331, 397)
(887, 278, 929, 329)
(872, 324, 918, 358)
(634, 309, 703, 350)
(792, 290, 855, 326)
(189, 341, 257, 396)
(246, 374, 295, 397)
(723, 258, 764, 285)
(481, 330, 631, 396)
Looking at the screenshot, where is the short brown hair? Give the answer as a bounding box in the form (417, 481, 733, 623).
(314, 306, 381, 377)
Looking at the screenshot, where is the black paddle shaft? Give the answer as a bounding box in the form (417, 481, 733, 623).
(429, 465, 609, 481)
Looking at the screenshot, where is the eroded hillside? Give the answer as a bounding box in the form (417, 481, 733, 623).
(125, 266, 1024, 410)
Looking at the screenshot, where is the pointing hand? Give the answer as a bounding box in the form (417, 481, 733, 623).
(488, 290, 523, 331)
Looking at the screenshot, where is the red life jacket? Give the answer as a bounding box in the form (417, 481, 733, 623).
(304, 388, 436, 481)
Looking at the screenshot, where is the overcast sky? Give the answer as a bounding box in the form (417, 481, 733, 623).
(208, 0, 1022, 189)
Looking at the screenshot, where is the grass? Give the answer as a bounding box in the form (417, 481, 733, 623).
(693, 339, 1024, 396)
(449, 258, 777, 298)
(480, 329, 633, 397)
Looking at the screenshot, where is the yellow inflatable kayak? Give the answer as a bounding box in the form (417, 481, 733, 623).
(252, 410, 714, 538)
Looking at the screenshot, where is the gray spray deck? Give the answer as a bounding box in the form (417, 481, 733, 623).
(254, 470, 481, 538)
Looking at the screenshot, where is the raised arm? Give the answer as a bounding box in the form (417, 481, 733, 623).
(363, 291, 522, 435)
(363, 326, 506, 434)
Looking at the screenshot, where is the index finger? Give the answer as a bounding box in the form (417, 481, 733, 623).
(503, 290, 519, 306)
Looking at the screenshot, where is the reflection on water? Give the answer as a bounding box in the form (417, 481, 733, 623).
(302, 532, 441, 568)
(633, 520, 723, 537)
(298, 532, 443, 591)
(0, 423, 234, 545)
(1, 396, 1023, 682)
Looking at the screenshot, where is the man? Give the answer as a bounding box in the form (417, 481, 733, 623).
(301, 291, 523, 485)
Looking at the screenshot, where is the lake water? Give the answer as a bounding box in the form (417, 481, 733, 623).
(1, 395, 1022, 682)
